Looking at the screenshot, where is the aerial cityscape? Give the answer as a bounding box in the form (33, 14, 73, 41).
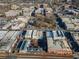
(0, 0, 79, 59)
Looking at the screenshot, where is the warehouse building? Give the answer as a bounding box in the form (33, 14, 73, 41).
(11, 30, 73, 57)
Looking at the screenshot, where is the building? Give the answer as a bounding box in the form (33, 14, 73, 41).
(5, 10, 22, 19)
(0, 31, 20, 56)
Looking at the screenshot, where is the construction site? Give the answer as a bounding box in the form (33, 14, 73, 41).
(0, 0, 79, 59)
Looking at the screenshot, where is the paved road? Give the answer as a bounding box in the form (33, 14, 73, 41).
(4, 55, 73, 59)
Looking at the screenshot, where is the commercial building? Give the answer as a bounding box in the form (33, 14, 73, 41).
(0, 31, 20, 57)
(12, 30, 73, 57)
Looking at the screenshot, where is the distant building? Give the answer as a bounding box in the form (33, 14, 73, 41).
(5, 10, 22, 19)
(67, 0, 72, 2)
